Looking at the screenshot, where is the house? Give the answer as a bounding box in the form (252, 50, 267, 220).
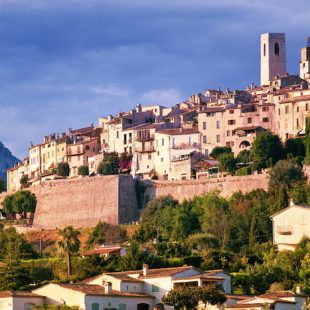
(270, 201, 310, 251)
(225, 291, 306, 310)
(82, 265, 231, 310)
(83, 245, 127, 258)
(0, 291, 44, 310)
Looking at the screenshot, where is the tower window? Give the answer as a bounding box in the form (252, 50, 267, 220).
(275, 43, 279, 55)
(263, 43, 266, 57)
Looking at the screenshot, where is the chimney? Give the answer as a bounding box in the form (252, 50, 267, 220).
(289, 199, 295, 206)
(296, 286, 301, 295)
(143, 264, 149, 276)
(103, 281, 112, 294)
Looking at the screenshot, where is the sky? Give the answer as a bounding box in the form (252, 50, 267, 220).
(0, 0, 309, 158)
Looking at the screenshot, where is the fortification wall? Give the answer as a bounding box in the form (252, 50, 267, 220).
(142, 174, 269, 202)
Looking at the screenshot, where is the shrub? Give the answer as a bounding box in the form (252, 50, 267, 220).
(57, 163, 70, 177)
(78, 166, 89, 176)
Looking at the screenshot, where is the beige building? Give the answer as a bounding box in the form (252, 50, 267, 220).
(270, 201, 310, 251)
(0, 291, 44, 310)
(300, 37, 310, 81)
(6, 158, 30, 192)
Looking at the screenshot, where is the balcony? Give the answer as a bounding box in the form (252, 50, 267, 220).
(276, 225, 293, 235)
(171, 142, 200, 150)
(135, 134, 154, 142)
(135, 145, 155, 153)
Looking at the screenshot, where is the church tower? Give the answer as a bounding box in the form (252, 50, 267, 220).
(300, 37, 310, 81)
(260, 33, 286, 86)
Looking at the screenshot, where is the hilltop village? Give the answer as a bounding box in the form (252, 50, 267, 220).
(0, 33, 310, 310)
(6, 33, 310, 191)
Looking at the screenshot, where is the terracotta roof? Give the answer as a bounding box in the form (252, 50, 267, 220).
(123, 122, 159, 131)
(172, 274, 225, 282)
(259, 291, 296, 299)
(225, 294, 251, 301)
(57, 284, 153, 298)
(0, 292, 43, 298)
(105, 274, 144, 283)
(83, 247, 121, 256)
(199, 107, 225, 113)
(226, 303, 266, 309)
(156, 128, 199, 136)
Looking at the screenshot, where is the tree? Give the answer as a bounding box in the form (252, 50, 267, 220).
(236, 150, 253, 164)
(11, 190, 37, 219)
(290, 181, 310, 205)
(97, 153, 120, 175)
(0, 178, 6, 193)
(1, 194, 14, 213)
(58, 226, 81, 277)
(86, 221, 127, 248)
(218, 153, 237, 174)
(162, 285, 226, 309)
(210, 146, 232, 159)
(78, 165, 89, 176)
(250, 131, 285, 171)
(57, 162, 70, 177)
(20, 174, 29, 189)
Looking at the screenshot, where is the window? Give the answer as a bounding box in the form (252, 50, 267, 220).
(203, 122, 207, 130)
(297, 119, 300, 127)
(91, 303, 99, 310)
(263, 43, 266, 57)
(148, 154, 152, 160)
(275, 42, 279, 55)
(226, 141, 234, 147)
(285, 106, 289, 114)
(262, 117, 269, 123)
(306, 103, 309, 111)
(216, 135, 220, 143)
(116, 131, 119, 139)
(161, 138, 164, 146)
(216, 121, 220, 129)
(229, 109, 234, 114)
(119, 303, 127, 310)
(226, 130, 231, 137)
(262, 106, 269, 112)
(161, 158, 164, 162)
(203, 135, 207, 144)
(278, 108, 281, 116)
(228, 120, 236, 125)
(297, 106, 300, 112)
(205, 149, 209, 156)
(247, 118, 252, 124)
(152, 284, 160, 293)
(24, 304, 35, 310)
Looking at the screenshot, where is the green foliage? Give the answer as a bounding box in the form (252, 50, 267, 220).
(0, 226, 38, 262)
(0, 178, 6, 193)
(155, 242, 191, 258)
(86, 221, 127, 248)
(97, 153, 119, 175)
(2, 190, 37, 219)
(162, 285, 226, 309)
(57, 162, 70, 177)
(20, 174, 30, 188)
(0, 262, 31, 291)
(58, 226, 81, 277)
(78, 165, 89, 176)
(210, 146, 232, 159)
(218, 153, 237, 174)
(236, 150, 253, 164)
(285, 138, 306, 158)
(250, 131, 285, 171)
(235, 166, 251, 176)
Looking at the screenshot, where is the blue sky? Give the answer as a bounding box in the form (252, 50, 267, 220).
(0, 0, 309, 158)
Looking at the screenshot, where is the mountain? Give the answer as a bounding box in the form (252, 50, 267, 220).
(0, 141, 20, 181)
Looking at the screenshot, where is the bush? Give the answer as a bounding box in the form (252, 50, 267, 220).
(78, 166, 89, 176)
(97, 153, 119, 175)
(210, 146, 232, 159)
(235, 166, 251, 176)
(57, 163, 70, 177)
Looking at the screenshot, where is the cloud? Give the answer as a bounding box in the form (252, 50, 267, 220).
(139, 89, 183, 106)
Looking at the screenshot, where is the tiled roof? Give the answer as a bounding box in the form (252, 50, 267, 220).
(270, 204, 310, 218)
(226, 303, 266, 309)
(57, 284, 153, 298)
(259, 291, 296, 299)
(280, 94, 310, 103)
(0, 292, 43, 298)
(83, 247, 121, 256)
(199, 107, 225, 113)
(105, 274, 144, 283)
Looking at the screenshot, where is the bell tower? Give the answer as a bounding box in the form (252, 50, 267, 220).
(260, 33, 286, 86)
(300, 37, 310, 81)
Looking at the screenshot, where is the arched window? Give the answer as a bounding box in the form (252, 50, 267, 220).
(91, 303, 99, 310)
(24, 304, 35, 310)
(85, 145, 90, 151)
(275, 42, 279, 55)
(119, 303, 127, 310)
(263, 43, 266, 57)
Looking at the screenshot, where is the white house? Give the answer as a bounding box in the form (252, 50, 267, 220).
(0, 292, 44, 310)
(270, 201, 310, 251)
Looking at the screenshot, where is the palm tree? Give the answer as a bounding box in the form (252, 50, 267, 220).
(58, 226, 80, 277)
